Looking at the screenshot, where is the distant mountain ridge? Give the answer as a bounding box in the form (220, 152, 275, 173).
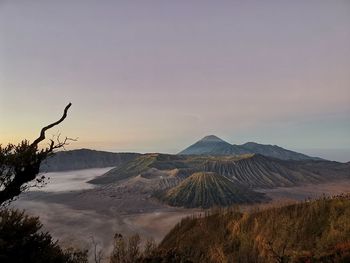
(40, 149, 140, 172)
(41, 136, 324, 173)
(179, 135, 321, 161)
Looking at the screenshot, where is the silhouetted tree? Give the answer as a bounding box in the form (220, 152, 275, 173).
(0, 208, 88, 263)
(0, 103, 73, 205)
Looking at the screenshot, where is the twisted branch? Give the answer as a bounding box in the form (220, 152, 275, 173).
(31, 102, 72, 147)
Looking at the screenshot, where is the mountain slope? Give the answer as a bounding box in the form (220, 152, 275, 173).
(179, 135, 249, 155)
(159, 195, 350, 262)
(161, 172, 267, 208)
(40, 149, 140, 172)
(241, 142, 321, 161)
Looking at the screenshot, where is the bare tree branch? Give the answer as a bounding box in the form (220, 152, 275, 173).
(31, 102, 72, 147)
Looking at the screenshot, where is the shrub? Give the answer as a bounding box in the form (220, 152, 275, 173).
(0, 208, 87, 263)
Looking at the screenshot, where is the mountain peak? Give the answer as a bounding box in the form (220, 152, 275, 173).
(179, 135, 249, 155)
(200, 135, 225, 142)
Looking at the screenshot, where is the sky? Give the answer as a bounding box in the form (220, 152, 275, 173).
(0, 1, 349, 162)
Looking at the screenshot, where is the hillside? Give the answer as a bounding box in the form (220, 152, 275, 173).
(179, 135, 321, 161)
(159, 194, 350, 262)
(160, 172, 266, 208)
(40, 149, 140, 172)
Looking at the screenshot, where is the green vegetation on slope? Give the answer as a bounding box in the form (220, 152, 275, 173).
(160, 172, 266, 208)
(160, 194, 350, 262)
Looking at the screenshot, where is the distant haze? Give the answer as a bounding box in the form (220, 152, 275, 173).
(295, 149, 350, 163)
(1, 1, 349, 162)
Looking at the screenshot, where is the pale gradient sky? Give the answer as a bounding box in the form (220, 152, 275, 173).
(0, 1, 350, 161)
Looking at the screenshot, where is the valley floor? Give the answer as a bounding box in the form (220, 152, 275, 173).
(11, 168, 350, 261)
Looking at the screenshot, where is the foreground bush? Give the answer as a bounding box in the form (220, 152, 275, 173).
(0, 209, 87, 263)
